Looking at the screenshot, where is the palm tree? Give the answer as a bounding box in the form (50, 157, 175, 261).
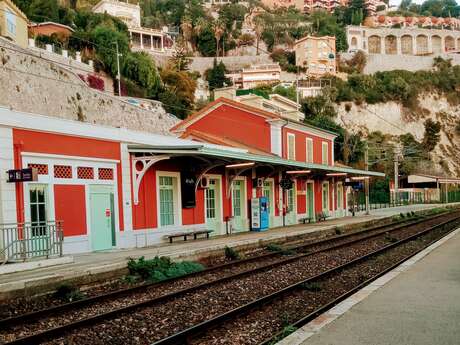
(253, 16, 264, 55)
(212, 20, 225, 57)
(180, 16, 193, 51)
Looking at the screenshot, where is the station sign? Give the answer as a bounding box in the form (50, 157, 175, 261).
(7, 168, 38, 183)
(280, 178, 294, 190)
(181, 172, 197, 208)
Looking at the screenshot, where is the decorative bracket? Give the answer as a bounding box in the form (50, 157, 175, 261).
(195, 163, 224, 193)
(132, 154, 170, 205)
(225, 166, 254, 199)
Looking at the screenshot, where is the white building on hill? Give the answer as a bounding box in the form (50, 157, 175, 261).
(92, 0, 173, 53)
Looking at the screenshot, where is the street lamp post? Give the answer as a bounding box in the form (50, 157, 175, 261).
(113, 41, 122, 96)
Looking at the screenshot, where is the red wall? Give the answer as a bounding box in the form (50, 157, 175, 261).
(282, 128, 333, 165)
(188, 104, 271, 153)
(297, 179, 306, 214)
(12, 129, 124, 230)
(54, 185, 87, 236)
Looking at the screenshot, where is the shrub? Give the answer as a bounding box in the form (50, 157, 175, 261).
(334, 226, 343, 235)
(127, 256, 204, 282)
(87, 74, 105, 91)
(54, 283, 85, 302)
(266, 243, 296, 256)
(224, 246, 241, 260)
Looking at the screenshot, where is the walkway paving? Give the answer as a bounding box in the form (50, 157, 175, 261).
(0, 203, 455, 298)
(282, 220, 460, 345)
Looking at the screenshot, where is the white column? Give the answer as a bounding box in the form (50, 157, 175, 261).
(161, 34, 164, 51)
(140, 32, 144, 49)
(0, 127, 17, 225)
(397, 36, 402, 55)
(428, 36, 432, 53)
(150, 35, 153, 50)
(412, 35, 417, 55)
(120, 144, 133, 247)
(380, 36, 385, 54)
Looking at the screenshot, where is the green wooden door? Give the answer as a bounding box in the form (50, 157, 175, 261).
(286, 187, 297, 225)
(28, 184, 50, 257)
(307, 183, 314, 220)
(206, 179, 220, 233)
(90, 186, 114, 251)
(232, 180, 245, 232)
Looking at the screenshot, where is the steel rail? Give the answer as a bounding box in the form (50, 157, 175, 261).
(259, 218, 460, 344)
(0, 213, 431, 329)
(2, 212, 456, 345)
(152, 215, 460, 345)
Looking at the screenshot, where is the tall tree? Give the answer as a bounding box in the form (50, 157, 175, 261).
(205, 59, 232, 91)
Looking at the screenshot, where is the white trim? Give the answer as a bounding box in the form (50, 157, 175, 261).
(172, 101, 278, 134)
(204, 174, 224, 235)
(306, 137, 313, 163)
(22, 154, 119, 250)
(0, 107, 246, 155)
(270, 121, 283, 156)
(322, 181, 330, 213)
(230, 176, 248, 231)
(156, 171, 182, 228)
(306, 180, 315, 219)
(322, 141, 329, 165)
(287, 133, 296, 160)
(22, 152, 120, 164)
(285, 122, 337, 141)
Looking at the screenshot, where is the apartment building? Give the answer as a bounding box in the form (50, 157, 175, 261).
(294, 36, 336, 76)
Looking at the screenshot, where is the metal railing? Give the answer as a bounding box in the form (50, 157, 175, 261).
(0, 221, 63, 264)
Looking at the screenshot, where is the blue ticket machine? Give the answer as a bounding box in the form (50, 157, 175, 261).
(251, 196, 269, 231)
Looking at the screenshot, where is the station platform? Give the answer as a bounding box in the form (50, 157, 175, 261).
(280, 220, 460, 345)
(0, 203, 457, 300)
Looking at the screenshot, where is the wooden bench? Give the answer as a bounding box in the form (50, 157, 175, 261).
(316, 212, 330, 222)
(166, 230, 213, 243)
(299, 217, 313, 224)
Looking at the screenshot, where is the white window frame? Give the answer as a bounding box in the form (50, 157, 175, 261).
(306, 138, 313, 163)
(231, 176, 247, 219)
(156, 171, 182, 228)
(322, 181, 330, 213)
(287, 133, 296, 160)
(322, 141, 329, 165)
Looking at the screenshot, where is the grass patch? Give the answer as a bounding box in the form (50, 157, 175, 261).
(127, 256, 204, 282)
(54, 283, 85, 302)
(266, 243, 296, 256)
(334, 226, 343, 235)
(224, 246, 241, 261)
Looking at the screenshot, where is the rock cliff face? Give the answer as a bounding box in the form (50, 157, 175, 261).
(0, 38, 178, 136)
(336, 95, 460, 176)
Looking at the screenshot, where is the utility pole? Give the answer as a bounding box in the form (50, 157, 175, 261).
(394, 152, 399, 205)
(114, 41, 122, 97)
(364, 141, 370, 215)
(296, 66, 299, 104)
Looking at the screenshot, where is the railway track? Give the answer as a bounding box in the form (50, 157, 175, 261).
(160, 215, 460, 345)
(0, 210, 458, 345)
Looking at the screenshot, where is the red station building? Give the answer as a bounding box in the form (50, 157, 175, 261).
(0, 99, 383, 259)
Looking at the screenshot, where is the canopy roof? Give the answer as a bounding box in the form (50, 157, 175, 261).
(128, 144, 385, 177)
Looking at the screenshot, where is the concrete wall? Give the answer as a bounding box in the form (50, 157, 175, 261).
(189, 54, 273, 75)
(0, 37, 179, 136)
(341, 52, 460, 74)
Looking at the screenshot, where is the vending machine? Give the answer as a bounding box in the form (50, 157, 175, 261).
(251, 196, 269, 231)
